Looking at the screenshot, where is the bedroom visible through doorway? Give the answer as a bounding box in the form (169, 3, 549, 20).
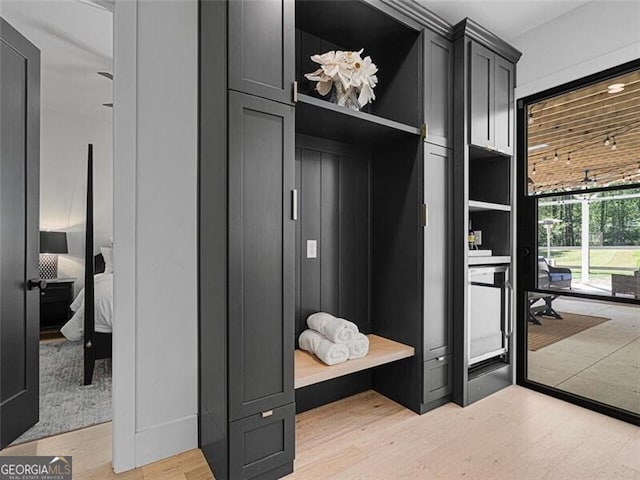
(1, 0, 114, 445)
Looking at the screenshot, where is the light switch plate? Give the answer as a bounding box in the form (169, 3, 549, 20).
(306, 240, 317, 259)
(474, 230, 482, 246)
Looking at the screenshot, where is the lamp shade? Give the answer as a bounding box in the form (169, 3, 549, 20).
(40, 231, 68, 254)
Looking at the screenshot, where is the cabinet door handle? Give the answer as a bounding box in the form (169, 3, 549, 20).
(261, 410, 273, 418)
(292, 189, 298, 221)
(422, 203, 429, 227)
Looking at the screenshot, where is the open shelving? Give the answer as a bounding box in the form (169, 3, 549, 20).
(296, 93, 420, 143)
(294, 335, 415, 389)
(293, 0, 425, 413)
(296, 0, 422, 128)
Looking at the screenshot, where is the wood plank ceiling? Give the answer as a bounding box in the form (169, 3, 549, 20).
(527, 69, 640, 194)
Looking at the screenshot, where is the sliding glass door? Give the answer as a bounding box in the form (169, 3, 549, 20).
(516, 60, 640, 423)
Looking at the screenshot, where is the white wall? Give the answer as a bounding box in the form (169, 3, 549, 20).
(42, 108, 112, 293)
(512, 0, 640, 99)
(112, 0, 198, 471)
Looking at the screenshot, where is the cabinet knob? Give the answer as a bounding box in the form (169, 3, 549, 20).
(85, 341, 93, 349)
(436, 356, 446, 361)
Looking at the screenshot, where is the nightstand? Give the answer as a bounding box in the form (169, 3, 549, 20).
(40, 278, 76, 331)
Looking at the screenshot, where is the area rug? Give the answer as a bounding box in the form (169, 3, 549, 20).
(10, 340, 111, 445)
(528, 312, 609, 351)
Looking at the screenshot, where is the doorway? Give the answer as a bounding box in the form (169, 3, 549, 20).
(0, 0, 114, 447)
(516, 59, 640, 423)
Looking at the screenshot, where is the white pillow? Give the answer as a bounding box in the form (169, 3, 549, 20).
(101, 247, 114, 273)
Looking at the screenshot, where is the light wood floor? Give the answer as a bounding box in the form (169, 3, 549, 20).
(0, 422, 212, 480)
(2, 386, 638, 479)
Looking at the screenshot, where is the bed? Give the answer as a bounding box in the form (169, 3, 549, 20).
(60, 144, 112, 385)
(60, 257, 112, 342)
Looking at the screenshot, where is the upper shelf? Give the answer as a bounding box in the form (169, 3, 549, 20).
(468, 200, 511, 212)
(296, 93, 421, 144)
(294, 334, 415, 389)
(296, 0, 422, 128)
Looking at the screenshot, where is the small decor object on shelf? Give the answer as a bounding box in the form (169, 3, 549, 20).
(304, 49, 378, 111)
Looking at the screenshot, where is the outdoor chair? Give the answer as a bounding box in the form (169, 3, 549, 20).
(611, 270, 640, 299)
(538, 257, 572, 289)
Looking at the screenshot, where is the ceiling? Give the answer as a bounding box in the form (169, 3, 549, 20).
(422, 0, 590, 41)
(0, 0, 113, 120)
(527, 68, 640, 194)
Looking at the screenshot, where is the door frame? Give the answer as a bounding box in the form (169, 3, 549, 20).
(112, 0, 136, 472)
(515, 58, 640, 426)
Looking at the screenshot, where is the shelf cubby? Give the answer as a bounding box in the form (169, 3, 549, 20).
(469, 209, 511, 257)
(296, 0, 422, 128)
(468, 146, 511, 206)
(295, 334, 415, 389)
(296, 93, 420, 144)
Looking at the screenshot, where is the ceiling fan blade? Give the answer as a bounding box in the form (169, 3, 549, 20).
(102, 103, 113, 108)
(98, 71, 113, 80)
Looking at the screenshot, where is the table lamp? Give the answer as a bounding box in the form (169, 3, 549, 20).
(40, 231, 68, 279)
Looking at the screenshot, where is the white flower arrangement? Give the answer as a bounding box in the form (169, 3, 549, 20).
(304, 49, 378, 109)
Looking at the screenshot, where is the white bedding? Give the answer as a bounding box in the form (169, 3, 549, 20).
(61, 273, 113, 341)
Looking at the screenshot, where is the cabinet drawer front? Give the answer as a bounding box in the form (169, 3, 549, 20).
(229, 403, 295, 480)
(228, 92, 295, 420)
(423, 355, 452, 403)
(40, 284, 71, 303)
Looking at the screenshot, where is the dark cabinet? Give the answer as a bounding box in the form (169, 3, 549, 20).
(423, 144, 450, 362)
(423, 29, 453, 148)
(452, 20, 520, 407)
(469, 41, 515, 155)
(228, 0, 295, 105)
(469, 41, 494, 150)
(40, 280, 74, 331)
(494, 55, 515, 155)
(423, 355, 452, 404)
(229, 403, 295, 480)
(228, 91, 295, 422)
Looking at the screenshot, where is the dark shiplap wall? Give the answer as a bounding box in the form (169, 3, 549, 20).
(295, 135, 371, 340)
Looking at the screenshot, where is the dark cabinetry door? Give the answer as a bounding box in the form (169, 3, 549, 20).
(229, 403, 295, 480)
(228, 0, 295, 105)
(494, 55, 514, 155)
(423, 143, 450, 360)
(469, 41, 494, 150)
(228, 91, 295, 422)
(469, 40, 516, 155)
(423, 29, 453, 148)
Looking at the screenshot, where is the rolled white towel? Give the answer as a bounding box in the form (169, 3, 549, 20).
(346, 333, 369, 360)
(307, 312, 358, 344)
(299, 329, 349, 366)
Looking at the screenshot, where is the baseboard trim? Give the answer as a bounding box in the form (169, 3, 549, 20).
(135, 415, 198, 467)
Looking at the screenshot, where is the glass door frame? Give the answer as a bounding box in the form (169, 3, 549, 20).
(515, 58, 640, 426)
